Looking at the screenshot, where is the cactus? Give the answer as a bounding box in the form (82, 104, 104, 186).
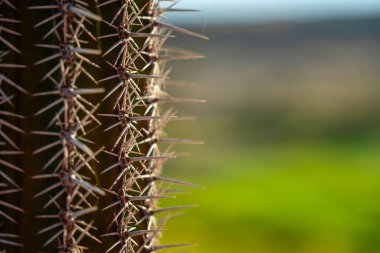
(0, 0, 206, 252)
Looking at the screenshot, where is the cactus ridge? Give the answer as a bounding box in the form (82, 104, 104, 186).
(31, 1, 105, 252)
(98, 1, 207, 252)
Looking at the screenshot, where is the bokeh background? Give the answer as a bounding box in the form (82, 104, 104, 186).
(159, 1, 380, 252)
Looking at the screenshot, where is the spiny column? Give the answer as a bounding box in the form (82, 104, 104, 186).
(30, 1, 104, 252)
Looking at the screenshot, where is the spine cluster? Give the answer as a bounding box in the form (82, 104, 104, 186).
(0, 0, 25, 249)
(31, 1, 105, 252)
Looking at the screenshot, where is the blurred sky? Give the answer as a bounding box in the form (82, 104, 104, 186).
(167, 0, 380, 25)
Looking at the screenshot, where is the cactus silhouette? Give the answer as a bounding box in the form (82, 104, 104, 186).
(0, 1, 206, 252)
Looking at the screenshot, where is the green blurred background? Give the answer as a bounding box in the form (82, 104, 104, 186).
(158, 1, 380, 252)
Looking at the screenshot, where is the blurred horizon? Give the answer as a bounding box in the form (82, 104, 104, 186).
(166, 0, 380, 25)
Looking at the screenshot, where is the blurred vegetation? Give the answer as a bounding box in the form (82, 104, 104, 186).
(160, 17, 380, 253)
